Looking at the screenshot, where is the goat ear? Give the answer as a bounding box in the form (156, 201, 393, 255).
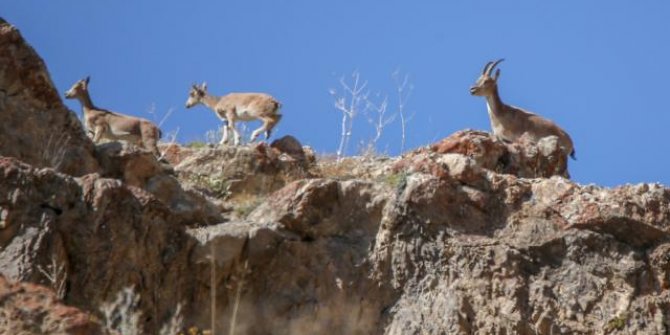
(493, 69, 501, 81)
(84, 76, 90, 85)
(201, 82, 207, 91)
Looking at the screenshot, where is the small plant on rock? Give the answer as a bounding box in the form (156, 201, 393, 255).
(189, 174, 229, 199)
(186, 141, 208, 149)
(36, 255, 67, 300)
(605, 314, 627, 332)
(382, 171, 408, 192)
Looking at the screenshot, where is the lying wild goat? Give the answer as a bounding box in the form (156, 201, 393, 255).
(185, 83, 282, 146)
(470, 59, 576, 159)
(65, 76, 162, 157)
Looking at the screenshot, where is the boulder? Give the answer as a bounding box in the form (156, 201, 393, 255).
(96, 142, 223, 225)
(406, 129, 570, 179)
(175, 143, 313, 201)
(270, 135, 307, 161)
(0, 275, 109, 335)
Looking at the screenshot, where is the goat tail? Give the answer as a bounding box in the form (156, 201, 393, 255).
(274, 100, 283, 112)
(268, 114, 282, 131)
(157, 127, 163, 140)
(271, 100, 283, 127)
(263, 100, 283, 140)
(570, 149, 576, 160)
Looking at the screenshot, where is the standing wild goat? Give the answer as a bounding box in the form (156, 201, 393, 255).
(470, 59, 576, 159)
(185, 83, 282, 146)
(65, 76, 162, 157)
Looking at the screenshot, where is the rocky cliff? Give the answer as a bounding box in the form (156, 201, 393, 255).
(0, 19, 99, 176)
(1, 18, 669, 335)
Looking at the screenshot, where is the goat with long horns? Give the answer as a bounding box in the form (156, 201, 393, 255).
(470, 59, 576, 160)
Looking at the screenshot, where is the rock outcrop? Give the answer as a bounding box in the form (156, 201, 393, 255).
(171, 140, 314, 212)
(0, 275, 108, 335)
(0, 18, 99, 176)
(372, 173, 670, 334)
(398, 129, 570, 179)
(96, 142, 223, 225)
(1, 17, 669, 335)
(185, 178, 392, 334)
(0, 19, 219, 226)
(0, 157, 196, 332)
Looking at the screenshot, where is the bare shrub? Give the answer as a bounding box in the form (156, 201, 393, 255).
(205, 129, 223, 146)
(37, 255, 67, 300)
(330, 71, 369, 160)
(361, 91, 395, 156)
(330, 70, 414, 158)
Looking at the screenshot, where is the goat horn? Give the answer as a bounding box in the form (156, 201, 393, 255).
(482, 61, 493, 75)
(487, 58, 505, 75)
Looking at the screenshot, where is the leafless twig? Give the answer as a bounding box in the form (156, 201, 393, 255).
(205, 128, 223, 146)
(229, 259, 250, 335)
(158, 127, 180, 161)
(37, 255, 67, 300)
(158, 107, 175, 128)
(147, 103, 176, 129)
(330, 71, 369, 160)
(392, 70, 414, 153)
(363, 92, 395, 155)
(211, 243, 217, 335)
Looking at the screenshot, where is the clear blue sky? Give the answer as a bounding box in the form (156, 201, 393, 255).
(5, 1, 670, 186)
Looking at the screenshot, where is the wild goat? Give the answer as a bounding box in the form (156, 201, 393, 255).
(470, 59, 576, 159)
(65, 76, 162, 157)
(185, 83, 282, 146)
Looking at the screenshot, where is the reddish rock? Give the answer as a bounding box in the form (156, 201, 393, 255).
(159, 143, 196, 166)
(396, 129, 569, 179)
(429, 129, 507, 169)
(392, 153, 450, 179)
(0, 275, 108, 335)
